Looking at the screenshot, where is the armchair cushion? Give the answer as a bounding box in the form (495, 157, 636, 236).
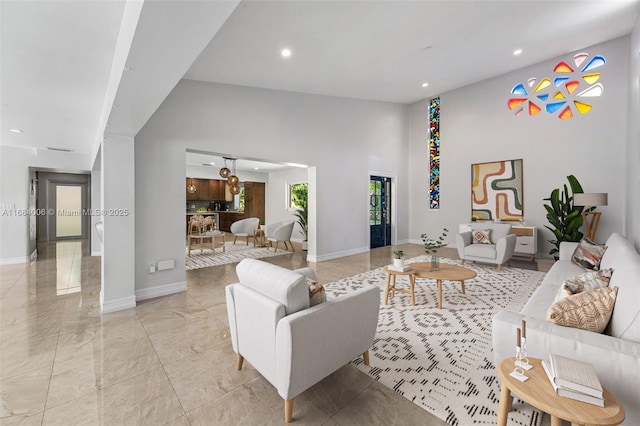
(236, 258, 309, 315)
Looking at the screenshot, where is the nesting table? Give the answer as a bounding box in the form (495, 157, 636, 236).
(383, 263, 477, 309)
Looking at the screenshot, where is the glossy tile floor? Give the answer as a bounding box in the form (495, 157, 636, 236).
(1, 240, 552, 425)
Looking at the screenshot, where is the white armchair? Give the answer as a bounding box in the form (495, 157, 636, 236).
(226, 259, 380, 423)
(230, 217, 260, 245)
(456, 223, 517, 271)
(266, 220, 295, 253)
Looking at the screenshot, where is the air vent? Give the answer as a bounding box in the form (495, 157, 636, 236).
(46, 147, 73, 152)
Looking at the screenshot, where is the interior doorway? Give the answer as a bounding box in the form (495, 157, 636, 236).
(37, 172, 90, 241)
(370, 175, 392, 249)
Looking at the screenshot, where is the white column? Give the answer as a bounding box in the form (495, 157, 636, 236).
(100, 136, 136, 313)
(91, 151, 102, 256)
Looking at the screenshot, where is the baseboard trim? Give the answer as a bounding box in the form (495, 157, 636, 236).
(0, 256, 29, 265)
(135, 281, 187, 302)
(100, 294, 136, 314)
(308, 246, 369, 263)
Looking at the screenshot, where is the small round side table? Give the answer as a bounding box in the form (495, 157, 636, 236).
(383, 266, 416, 305)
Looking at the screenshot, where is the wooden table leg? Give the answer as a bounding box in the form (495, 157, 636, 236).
(409, 274, 416, 305)
(437, 280, 443, 309)
(497, 383, 513, 426)
(550, 416, 563, 426)
(384, 274, 391, 304)
(460, 280, 466, 295)
(391, 275, 396, 297)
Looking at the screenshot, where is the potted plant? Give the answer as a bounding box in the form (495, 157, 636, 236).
(393, 250, 405, 268)
(543, 175, 591, 258)
(420, 228, 449, 271)
(259, 219, 265, 230)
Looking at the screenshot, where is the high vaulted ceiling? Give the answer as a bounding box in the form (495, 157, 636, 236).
(2, 0, 639, 162)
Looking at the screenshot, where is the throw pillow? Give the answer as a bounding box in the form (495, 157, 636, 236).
(472, 229, 492, 244)
(554, 268, 615, 302)
(571, 238, 607, 270)
(306, 278, 327, 306)
(547, 286, 618, 333)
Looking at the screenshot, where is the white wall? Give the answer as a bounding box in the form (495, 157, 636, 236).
(266, 167, 309, 240)
(409, 37, 630, 257)
(0, 146, 92, 264)
(627, 16, 640, 252)
(134, 80, 409, 293)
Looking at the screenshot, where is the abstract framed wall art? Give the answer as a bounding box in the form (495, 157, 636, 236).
(471, 159, 523, 221)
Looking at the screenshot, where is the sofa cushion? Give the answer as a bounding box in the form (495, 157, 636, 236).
(571, 238, 607, 270)
(236, 258, 309, 315)
(547, 286, 618, 333)
(472, 229, 492, 244)
(464, 243, 496, 259)
(554, 268, 614, 301)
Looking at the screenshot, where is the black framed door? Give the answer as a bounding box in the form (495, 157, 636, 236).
(370, 176, 391, 249)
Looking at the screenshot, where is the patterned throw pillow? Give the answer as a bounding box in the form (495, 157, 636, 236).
(571, 238, 607, 270)
(472, 229, 492, 244)
(547, 287, 618, 333)
(306, 278, 327, 306)
(554, 268, 614, 301)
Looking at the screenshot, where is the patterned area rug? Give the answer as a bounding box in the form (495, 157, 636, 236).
(324, 256, 545, 426)
(185, 242, 292, 270)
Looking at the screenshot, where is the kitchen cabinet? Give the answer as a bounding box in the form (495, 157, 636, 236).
(218, 212, 245, 232)
(186, 178, 228, 201)
(209, 180, 226, 200)
(244, 181, 265, 222)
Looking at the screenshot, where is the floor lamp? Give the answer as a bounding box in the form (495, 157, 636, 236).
(573, 193, 608, 241)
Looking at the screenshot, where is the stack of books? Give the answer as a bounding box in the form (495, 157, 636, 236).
(541, 353, 604, 406)
(387, 264, 412, 272)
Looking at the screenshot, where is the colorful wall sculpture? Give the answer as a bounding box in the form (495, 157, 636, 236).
(429, 97, 440, 209)
(507, 53, 606, 119)
(471, 159, 523, 221)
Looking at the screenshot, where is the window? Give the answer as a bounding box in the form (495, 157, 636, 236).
(288, 182, 308, 210)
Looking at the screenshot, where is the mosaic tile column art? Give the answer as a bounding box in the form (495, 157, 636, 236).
(429, 97, 440, 209)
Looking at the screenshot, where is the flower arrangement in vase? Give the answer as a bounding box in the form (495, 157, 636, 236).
(420, 228, 449, 271)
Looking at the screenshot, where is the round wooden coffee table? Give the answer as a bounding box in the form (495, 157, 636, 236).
(497, 357, 625, 426)
(410, 262, 477, 309)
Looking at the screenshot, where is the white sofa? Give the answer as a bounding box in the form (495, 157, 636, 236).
(226, 259, 380, 422)
(492, 233, 640, 424)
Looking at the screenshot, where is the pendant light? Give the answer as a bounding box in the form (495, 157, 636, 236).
(186, 178, 197, 194)
(219, 158, 231, 178)
(227, 159, 239, 186)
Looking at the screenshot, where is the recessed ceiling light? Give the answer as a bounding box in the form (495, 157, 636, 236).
(281, 48, 292, 58)
(10, 128, 23, 133)
(254, 167, 260, 170)
(513, 49, 523, 56)
(421, 82, 429, 88)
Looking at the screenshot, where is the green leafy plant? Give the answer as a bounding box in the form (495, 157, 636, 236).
(421, 228, 449, 255)
(543, 175, 591, 256)
(393, 250, 404, 259)
(291, 184, 308, 240)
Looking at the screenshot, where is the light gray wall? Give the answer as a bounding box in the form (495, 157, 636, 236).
(627, 16, 640, 252)
(134, 80, 409, 293)
(0, 146, 92, 264)
(266, 167, 309, 240)
(409, 37, 630, 257)
(186, 164, 268, 182)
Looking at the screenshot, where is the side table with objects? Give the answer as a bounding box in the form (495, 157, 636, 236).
(383, 266, 416, 306)
(496, 357, 625, 426)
